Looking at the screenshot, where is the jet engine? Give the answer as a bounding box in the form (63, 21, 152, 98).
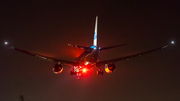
(53, 63, 63, 74)
(105, 63, 116, 73)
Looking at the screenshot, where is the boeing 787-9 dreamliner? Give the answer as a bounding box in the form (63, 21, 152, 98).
(4, 16, 174, 79)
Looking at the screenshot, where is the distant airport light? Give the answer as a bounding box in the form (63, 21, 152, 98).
(171, 41, 174, 44)
(5, 42, 8, 45)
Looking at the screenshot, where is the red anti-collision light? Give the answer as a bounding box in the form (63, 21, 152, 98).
(82, 68, 88, 73)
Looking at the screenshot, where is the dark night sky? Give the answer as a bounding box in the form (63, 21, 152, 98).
(0, 0, 180, 101)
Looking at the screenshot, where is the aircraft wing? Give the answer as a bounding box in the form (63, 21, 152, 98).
(7, 45, 76, 65)
(97, 44, 171, 65)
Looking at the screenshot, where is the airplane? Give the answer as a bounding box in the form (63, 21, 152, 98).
(4, 16, 174, 79)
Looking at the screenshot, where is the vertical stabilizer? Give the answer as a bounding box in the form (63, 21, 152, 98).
(93, 16, 98, 46)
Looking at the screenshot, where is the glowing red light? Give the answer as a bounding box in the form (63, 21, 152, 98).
(82, 68, 88, 73)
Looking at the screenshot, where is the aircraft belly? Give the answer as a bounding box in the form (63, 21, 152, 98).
(85, 50, 100, 63)
(76, 49, 100, 65)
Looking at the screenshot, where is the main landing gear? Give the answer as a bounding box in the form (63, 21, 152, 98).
(70, 71, 76, 75)
(97, 66, 103, 75)
(71, 71, 81, 79)
(97, 70, 103, 75)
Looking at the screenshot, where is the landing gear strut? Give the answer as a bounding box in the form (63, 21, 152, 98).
(97, 70, 103, 75)
(70, 71, 75, 75)
(97, 66, 103, 75)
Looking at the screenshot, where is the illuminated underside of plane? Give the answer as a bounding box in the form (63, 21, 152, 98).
(4, 16, 174, 79)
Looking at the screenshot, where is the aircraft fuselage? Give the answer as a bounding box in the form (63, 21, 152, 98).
(76, 46, 100, 66)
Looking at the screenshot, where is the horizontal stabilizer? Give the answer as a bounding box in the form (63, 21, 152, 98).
(101, 44, 127, 51)
(68, 44, 90, 50)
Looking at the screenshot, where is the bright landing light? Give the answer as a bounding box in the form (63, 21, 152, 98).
(4, 42, 8, 45)
(171, 41, 174, 44)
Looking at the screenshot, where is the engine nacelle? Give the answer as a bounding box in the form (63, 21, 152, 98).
(53, 63, 63, 74)
(105, 63, 116, 73)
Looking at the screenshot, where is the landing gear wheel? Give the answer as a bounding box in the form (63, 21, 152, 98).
(97, 71, 103, 75)
(101, 71, 104, 75)
(71, 71, 75, 75)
